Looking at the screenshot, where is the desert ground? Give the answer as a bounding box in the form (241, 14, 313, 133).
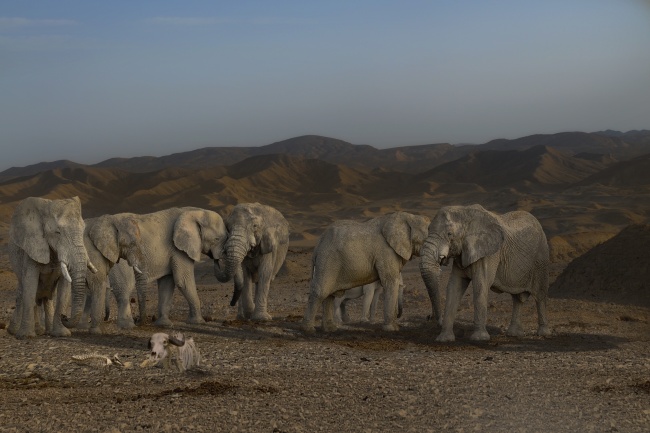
(0, 133, 649, 432)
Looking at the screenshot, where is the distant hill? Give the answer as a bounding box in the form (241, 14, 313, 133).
(416, 145, 610, 189)
(3, 131, 649, 182)
(577, 153, 650, 188)
(550, 224, 650, 307)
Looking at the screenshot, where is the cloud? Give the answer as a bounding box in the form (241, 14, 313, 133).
(0, 17, 77, 30)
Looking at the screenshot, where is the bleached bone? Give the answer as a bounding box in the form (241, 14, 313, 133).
(143, 332, 201, 372)
(72, 353, 113, 368)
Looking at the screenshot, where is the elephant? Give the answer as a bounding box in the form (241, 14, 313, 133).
(104, 259, 137, 328)
(106, 207, 227, 327)
(302, 211, 430, 333)
(334, 274, 405, 324)
(213, 203, 289, 321)
(419, 204, 551, 342)
(7, 196, 97, 338)
(62, 213, 145, 334)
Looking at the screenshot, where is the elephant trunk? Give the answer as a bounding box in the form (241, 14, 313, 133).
(419, 238, 444, 325)
(219, 231, 250, 306)
(63, 254, 90, 328)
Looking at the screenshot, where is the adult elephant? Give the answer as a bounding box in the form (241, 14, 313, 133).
(302, 211, 430, 333)
(63, 213, 145, 334)
(419, 204, 551, 342)
(107, 207, 227, 327)
(8, 197, 96, 338)
(213, 203, 289, 321)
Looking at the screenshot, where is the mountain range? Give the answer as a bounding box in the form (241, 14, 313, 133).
(0, 130, 648, 256)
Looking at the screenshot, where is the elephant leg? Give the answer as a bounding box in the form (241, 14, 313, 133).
(436, 270, 470, 342)
(135, 271, 149, 325)
(469, 259, 498, 342)
(251, 255, 275, 322)
(364, 287, 378, 323)
(174, 270, 205, 325)
(380, 278, 400, 332)
(536, 297, 551, 336)
(16, 265, 40, 339)
(322, 295, 338, 332)
(8, 281, 23, 336)
(115, 293, 136, 329)
(50, 278, 71, 337)
(302, 277, 324, 334)
(333, 297, 344, 324)
(87, 276, 107, 334)
(236, 268, 255, 320)
(506, 294, 525, 337)
(34, 301, 47, 335)
(154, 275, 175, 327)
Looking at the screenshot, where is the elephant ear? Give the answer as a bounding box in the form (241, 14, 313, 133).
(173, 210, 202, 262)
(461, 208, 504, 268)
(88, 215, 120, 264)
(381, 212, 412, 261)
(10, 197, 51, 264)
(260, 221, 289, 255)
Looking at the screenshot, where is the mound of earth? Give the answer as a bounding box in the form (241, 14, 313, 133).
(550, 224, 650, 307)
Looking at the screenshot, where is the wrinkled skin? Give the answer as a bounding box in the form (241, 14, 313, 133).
(62, 214, 145, 334)
(107, 207, 227, 327)
(213, 203, 289, 322)
(420, 204, 551, 342)
(302, 211, 430, 333)
(7, 197, 95, 339)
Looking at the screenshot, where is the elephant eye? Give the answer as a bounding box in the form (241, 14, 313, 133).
(447, 232, 452, 237)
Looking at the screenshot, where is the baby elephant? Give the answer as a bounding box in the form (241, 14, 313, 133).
(334, 275, 405, 324)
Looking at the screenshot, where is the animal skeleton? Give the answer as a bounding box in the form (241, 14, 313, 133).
(142, 332, 201, 372)
(72, 353, 124, 368)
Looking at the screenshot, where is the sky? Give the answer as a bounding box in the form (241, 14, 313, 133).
(1, 1, 649, 170)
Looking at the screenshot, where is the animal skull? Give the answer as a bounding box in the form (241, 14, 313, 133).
(146, 332, 185, 366)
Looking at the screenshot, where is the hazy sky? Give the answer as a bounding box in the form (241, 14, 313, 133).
(1, 1, 649, 170)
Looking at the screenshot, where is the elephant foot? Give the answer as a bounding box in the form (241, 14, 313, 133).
(252, 312, 272, 322)
(186, 316, 206, 325)
(14, 330, 37, 340)
(35, 325, 47, 336)
(89, 326, 103, 335)
(358, 317, 369, 324)
(76, 320, 91, 330)
(506, 324, 525, 337)
(117, 319, 136, 329)
(322, 322, 338, 333)
(50, 326, 72, 337)
(382, 323, 399, 332)
(301, 323, 316, 334)
(470, 328, 491, 341)
(537, 325, 552, 337)
(436, 330, 456, 343)
(154, 317, 174, 328)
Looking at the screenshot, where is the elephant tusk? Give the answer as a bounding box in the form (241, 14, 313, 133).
(133, 265, 143, 275)
(88, 262, 98, 274)
(61, 262, 72, 283)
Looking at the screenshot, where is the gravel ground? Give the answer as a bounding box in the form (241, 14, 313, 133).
(0, 251, 648, 433)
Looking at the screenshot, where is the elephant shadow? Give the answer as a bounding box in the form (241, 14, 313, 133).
(192, 317, 628, 354)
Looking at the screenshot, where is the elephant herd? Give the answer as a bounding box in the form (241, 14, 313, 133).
(6, 196, 551, 343)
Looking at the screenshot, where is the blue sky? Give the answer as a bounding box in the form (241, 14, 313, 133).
(1, 1, 649, 170)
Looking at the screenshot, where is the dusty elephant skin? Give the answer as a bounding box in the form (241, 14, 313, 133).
(420, 204, 551, 342)
(303, 211, 430, 333)
(64, 213, 145, 334)
(7, 197, 95, 339)
(213, 202, 290, 322)
(105, 207, 227, 328)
